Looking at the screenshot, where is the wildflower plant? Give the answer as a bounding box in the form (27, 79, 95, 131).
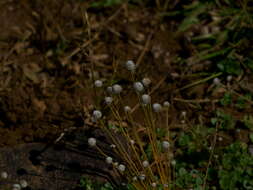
(87, 60, 176, 190)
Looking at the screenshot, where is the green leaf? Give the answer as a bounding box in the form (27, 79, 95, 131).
(220, 92, 232, 106)
(250, 133, 253, 143)
(178, 133, 191, 146)
(217, 59, 243, 75)
(244, 58, 253, 72)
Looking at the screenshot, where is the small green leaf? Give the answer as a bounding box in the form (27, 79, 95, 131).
(249, 133, 253, 143)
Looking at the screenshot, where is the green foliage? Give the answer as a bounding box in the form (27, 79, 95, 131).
(78, 177, 114, 190)
(177, 1, 210, 32)
(235, 93, 252, 110)
(218, 142, 253, 189)
(243, 115, 253, 130)
(175, 167, 204, 189)
(212, 110, 236, 130)
(220, 92, 232, 106)
(217, 58, 243, 76)
(90, 0, 125, 7)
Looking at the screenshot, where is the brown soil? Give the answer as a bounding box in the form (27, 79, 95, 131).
(0, 0, 252, 189)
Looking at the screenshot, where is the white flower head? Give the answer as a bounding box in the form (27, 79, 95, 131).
(151, 182, 157, 187)
(107, 86, 113, 94)
(163, 184, 169, 188)
(130, 139, 135, 145)
(125, 60, 136, 71)
(94, 80, 103, 87)
(226, 75, 233, 82)
(139, 174, 146, 181)
(141, 94, 151, 105)
(20, 180, 28, 188)
(0, 171, 8, 179)
(162, 141, 170, 149)
(12, 184, 21, 190)
(171, 160, 176, 166)
(124, 106, 131, 113)
(152, 103, 162, 112)
(110, 144, 116, 148)
(142, 160, 149, 167)
(132, 176, 137, 181)
(163, 101, 170, 107)
(213, 77, 220, 85)
(112, 84, 123, 94)
(88, 137, 96, 147)
(118, 164, 126, 172)
(142, 77, 151, 87)
(93, 110, 102, 120)
(181, 111, 187, 117)
(133, 82, 144, 92)
(106, 157, 113, 164)
(104, 97, 113, 105)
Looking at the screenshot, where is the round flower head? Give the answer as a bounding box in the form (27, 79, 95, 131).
(171, 160, 176, 166)
(142, 160, 149, 167)
(141, 94, 151, 105)
(12, 184, 21, 190)
(130, 139, 135, 145)
(88, 137, 96, 147)
(125, 60, 136, 71)
(152, 103, 162, 112)
(226, 75, 233, 82)
(93, 110, 102, 120)
(112, 84, 123, 94)
(94, 80, 103, 87)
(110, 144, 116, 149)
(213, 77, 220, 85)
(142, 77, 151, 87)
(163, 184, 168, 188)
(104, 97, 113, 105)
(107, 86, 113, 94)
(124, 106, 131, 113)
(181, 111, 187, 117)
(139, 174, 146, 181)
(151, 182, 157, 187)
(163, 101, 170, 107)
(20, 180, 28, 188)
(0, 171, 8, 179)
(133, 82, 144, 92)
(118, 164, 126, 172)
(106, 157, 113, 164)
(162, 141, 170, 149)
(132, 176, 137, 181)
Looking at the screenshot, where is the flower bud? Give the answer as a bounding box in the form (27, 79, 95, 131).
(162, 141, 170, 149)
(0, 171, 8, 179)
(93, 110, 102, 120)
(106, 157, 113, 164)
(142, 160, 149, 167)
(141, 94, 151, 105)
(112, 84, 123, 94)
(163, 101, 170, 107)
(133, 82, 144, 92)
(20, 180, 28, 188)
(118, 164, 126, 172)
(94, 80, 103, 87)
(152, 103, 162, 112)
(124, 106, 131, 113)
(88, 137, 96, 147)
(125, 60, 136, 71)
(142, 77, 151, 87)
(104, 97, 113, 105)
